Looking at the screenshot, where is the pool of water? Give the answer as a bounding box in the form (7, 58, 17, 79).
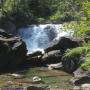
(0, 67, 73, 90)
(19, 67, 74, 90)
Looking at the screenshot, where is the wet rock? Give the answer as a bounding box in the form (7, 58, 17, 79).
(71, 68, 90, 86)
(47, 63, 63, 70)
(28, 51, 44, 58)
(73, 86, 81, 90)
(27, 51, 43, 66)
(44, 25, 58, 41)
(74, 76, 90, 86)
(81, 84, 90, 90)
(0, 29, 27, 68)
(32, 76, 44, 84)
(42, 50, 62, 65)
(45, 37, 81, 53)
(73, 68, 88, 78)
(62, 55, 81, 73)
(27, 84, 50, 90)
(9, 73, 24, 79)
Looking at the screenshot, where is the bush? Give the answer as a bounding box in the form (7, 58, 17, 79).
(64, 46, 89, 58)
(81, 53, 90, 70)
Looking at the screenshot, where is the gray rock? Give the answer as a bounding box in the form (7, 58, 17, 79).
(81, 84, 90, 90)
(44, 25, 58, 41)
(72, 68, 90, 86)
(32, 76, 44, 84)
(47, 63, 63, 70)
(45, 36, 81, 53)
(73, 86, 81, 90)
(0, 29, 27, 68)
(42, 50, 62, 64)
(62, 56, 81, 73)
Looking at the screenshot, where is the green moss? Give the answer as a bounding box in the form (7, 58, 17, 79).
(64, 47, 89, 58)
(81, 53, 90, 70)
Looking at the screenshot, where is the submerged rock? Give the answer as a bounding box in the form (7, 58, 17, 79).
(0, 29, 27, 68)
(27, 84, 50, 90)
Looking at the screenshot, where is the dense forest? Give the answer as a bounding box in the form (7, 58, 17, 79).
(0, 0, 87, 24)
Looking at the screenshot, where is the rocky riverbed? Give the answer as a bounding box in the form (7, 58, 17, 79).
(0, 67, 73, 90)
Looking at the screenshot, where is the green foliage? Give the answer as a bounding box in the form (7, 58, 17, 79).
(60, 0, 90, 38)
(81, 53, 90, 70)
(0, 0, 85, 25)
(49, 11, 63, 21)
(64, 47, 89, 58)
(64, 46, 90, 71)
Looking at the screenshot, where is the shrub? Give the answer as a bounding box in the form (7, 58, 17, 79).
(64, 46, 89, 58)
(81, 53, 90, 70)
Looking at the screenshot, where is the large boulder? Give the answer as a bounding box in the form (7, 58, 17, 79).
(45, 37, 81, 53)
(74, 76, 90, 86)
(71, 68, 90, 86)
(27, 51, 43, 66)
(62, 55, 81, 73)
(44, 25, 58, 41)
(0, 29, 27, 68)
(42, 50, 62, 65)
(0, 19, 17, 35)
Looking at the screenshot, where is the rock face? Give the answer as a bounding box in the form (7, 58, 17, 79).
(0, 29, 27, 68)
(45, 37, 81, 53)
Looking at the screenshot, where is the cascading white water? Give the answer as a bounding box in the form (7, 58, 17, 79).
(18, 24, 73, 54)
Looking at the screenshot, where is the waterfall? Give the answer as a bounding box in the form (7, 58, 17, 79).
(18, 24, 73, 54)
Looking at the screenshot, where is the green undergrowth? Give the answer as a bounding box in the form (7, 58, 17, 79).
(81, 53, 90, 70)
(64, 46, 90, 58)
(64, 46, 90, 71)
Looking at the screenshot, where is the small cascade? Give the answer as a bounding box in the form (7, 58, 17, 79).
(18, 24, 73, 54)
